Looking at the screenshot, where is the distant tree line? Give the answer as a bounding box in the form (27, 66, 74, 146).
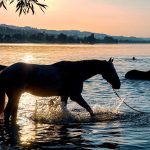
(0, 32, 119, 44)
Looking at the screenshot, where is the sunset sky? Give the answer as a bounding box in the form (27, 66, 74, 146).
(0, 0, 150, 37)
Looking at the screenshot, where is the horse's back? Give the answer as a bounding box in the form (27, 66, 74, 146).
(28, 64, 62, 86)
(0, 62, 30, 84)
(125, 70, 150, 80)
(1, 62, 62, 90)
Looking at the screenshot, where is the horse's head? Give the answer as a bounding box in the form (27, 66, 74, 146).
(102, 58, 121, 89)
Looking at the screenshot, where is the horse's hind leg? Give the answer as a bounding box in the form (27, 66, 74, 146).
(4, 90, 21, 123)
(70, 94, 94, 117)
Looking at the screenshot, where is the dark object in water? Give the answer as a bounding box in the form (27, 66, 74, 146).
(125, 70, 150, 80)
(132, 57, 136, 60)
(0, 58, 120, 123)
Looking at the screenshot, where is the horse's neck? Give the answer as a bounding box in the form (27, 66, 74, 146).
(76, 60, 106, 81)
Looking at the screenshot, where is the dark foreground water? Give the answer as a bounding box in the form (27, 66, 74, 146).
(0, 44, 150, 149)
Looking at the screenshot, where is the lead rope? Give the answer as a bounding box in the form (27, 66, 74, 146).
(112, 88, 145, 114)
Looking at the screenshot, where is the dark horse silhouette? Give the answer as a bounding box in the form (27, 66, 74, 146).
(125, 70, 150, 80)
(0, 58, 120, 122)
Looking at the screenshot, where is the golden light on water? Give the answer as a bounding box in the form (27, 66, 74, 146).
(21, 54, 34, 63)
(18, 93, 37, 145)
(19, 123, 36, 145)
(19, 93, 36, 111)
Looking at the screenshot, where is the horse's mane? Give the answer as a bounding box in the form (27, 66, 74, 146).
(53, 59, 106, 69)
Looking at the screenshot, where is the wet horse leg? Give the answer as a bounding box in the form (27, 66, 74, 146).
(70, 94, 94, 117)
(4, 99, 12, 123)
(11, 95, 20, 123)
(4, 90, 21, 123)
(61, 96, 68, 108)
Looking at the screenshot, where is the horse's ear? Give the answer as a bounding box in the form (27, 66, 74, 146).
(108, 58, 114, 62)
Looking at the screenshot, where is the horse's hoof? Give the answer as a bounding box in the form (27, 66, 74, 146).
(90, 113, 96, 118)
(11, 119, 17, 124)
(4, 119, 10, 126)
(89, 114, 97, 122)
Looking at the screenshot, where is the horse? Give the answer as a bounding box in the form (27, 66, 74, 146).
(0, 58, 120, 123)
(125, 70, 150, 80)
(0, 65, 7, 72)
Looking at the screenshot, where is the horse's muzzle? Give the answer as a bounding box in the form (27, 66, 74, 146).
(112, 84, 121, 89)
(112, 83, 121, 89)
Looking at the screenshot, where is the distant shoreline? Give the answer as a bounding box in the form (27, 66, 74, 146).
(1, 24, 150, 44)
(0, 43, 150, 47)
(0, 42, 150, 45)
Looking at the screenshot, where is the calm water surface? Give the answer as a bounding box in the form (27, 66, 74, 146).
(0, 44, 150, 149)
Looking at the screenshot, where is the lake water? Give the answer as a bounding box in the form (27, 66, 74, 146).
(0, 44, 150, 149)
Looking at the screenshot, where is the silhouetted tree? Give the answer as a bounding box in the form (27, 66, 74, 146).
(0, 0, 47, 15)
(12, 33, 24, 42)
(67, 36, 76, 43)
(83, 33, 97, 44)
(103, 36, 118, 43)
(45, 34, 55, 43)
(28, 33, 45, 42)
(4, 34, 11, 42)
(36, 33, 45, 41)
(87, 33, 97, 44)
(29, 34, 37, 42)
(0, 34, 3, 42)
(57, 33, 68, 43)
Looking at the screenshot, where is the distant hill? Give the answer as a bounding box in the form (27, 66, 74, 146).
(0, 24, 150, 44)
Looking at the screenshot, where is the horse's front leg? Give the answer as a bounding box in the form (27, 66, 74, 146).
(11, 96, 20, 123)
(70, 94, 94, 117)
(61, 96, 68, 108)
(4, 98, 12, 123)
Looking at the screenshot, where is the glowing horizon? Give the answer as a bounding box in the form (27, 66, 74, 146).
(0, 0, 150, 37)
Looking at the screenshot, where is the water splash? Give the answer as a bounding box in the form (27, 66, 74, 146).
(31, 97, 75, 124)
(31, 97, 124, 124)
(30, 96, 150, 126)
(112, 98, 124, 113)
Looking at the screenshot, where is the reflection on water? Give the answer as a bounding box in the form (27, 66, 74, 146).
(19, 122, 36, 146)
(2, 111, 150, 149)
(21, 54, 34, 63)
(0, 44, 150, 149)
(0, 120, 123, 149)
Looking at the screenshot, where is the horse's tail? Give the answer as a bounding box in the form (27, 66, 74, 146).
(0, 65, 7, 71)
